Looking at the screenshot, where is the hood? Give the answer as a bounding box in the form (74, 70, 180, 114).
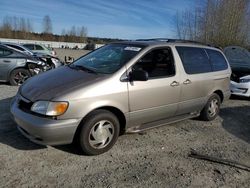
(241, 75, 250, 80)
(20, 66, 106, 101)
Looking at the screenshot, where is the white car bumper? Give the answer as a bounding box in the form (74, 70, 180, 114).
(230, 76, 250, 97)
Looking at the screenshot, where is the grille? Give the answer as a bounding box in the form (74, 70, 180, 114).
(18, 96, 33, 112)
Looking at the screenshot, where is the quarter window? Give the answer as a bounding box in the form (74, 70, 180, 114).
(176, 47, 212, 74)
(133, 48, 175, 79)
(206, 49, 228, 71)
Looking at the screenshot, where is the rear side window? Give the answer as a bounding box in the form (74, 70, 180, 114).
(176, 47, 212, 74)
(206, 49, 228, 71)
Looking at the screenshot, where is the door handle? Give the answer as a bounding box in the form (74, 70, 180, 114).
(170, 81, 179, 87)
(183, 79, 191, 85)
(3, 60, 11, 63)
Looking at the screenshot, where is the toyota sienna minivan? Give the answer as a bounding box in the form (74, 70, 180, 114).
(11, 39, 231, 155)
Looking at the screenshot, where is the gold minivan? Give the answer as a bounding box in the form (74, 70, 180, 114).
(11, 39, 231, 155)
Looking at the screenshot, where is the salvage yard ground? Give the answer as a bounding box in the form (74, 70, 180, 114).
(0, 84, 249, 187)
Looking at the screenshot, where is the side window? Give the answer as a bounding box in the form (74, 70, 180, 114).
(35, 45, 44, 50)
(24, 44, 34, 50)
(0, 47, 4, 56)
(132, 48, 175, 79)
(176, 47, 212, 74)
(206, 49, 228, 71)
(0, 47, 12, 57)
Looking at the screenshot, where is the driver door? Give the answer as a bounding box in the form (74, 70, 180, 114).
(128, 47, 181, 126)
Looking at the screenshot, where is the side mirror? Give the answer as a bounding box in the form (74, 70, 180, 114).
(129, 69, 148, 81)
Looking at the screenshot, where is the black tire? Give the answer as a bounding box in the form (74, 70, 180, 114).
(9, 68, 31, 86)
(199, 93, 221, 121)
(77, 110, 120, 155)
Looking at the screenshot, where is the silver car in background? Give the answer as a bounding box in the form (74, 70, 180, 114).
(11, 39, 231, 155)
(3, 42, 62, 68)
(0, 44, 47, 85)
(23, 43, 56, 57)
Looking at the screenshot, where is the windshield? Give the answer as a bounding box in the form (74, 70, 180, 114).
(72, 44, 144, 74)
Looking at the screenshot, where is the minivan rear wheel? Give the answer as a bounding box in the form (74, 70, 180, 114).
(78, 110, 120, 155)
(200, 93, 221, 121)
(9, 68, 31, 86)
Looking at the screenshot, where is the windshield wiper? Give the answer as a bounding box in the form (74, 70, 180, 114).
(69, 64, 97, 74)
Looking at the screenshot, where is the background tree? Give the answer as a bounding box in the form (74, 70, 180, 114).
(175, 0, 250, 47)
(42, 15, 52, 34)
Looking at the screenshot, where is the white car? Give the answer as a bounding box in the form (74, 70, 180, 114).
(224, 46, 250, 98)
(231, 75, 250, 97)
(23, 43, 56, 57)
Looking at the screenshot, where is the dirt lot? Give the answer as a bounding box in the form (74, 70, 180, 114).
(0, 84, 249, 187)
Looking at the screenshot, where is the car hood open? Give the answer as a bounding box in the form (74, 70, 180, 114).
(20, 66, 106, 101)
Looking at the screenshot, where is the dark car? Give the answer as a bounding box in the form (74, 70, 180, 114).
(224, 46, 250, 76)
(0, 44, 46, 85)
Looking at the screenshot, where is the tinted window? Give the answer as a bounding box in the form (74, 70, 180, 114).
(23, 44, 34, 50)
(35, 45, 44, 50)
(133, 48, 175, 78)
(0, 47, 4, 56)
(0, 47, 12, 57)
(176, 47, 212, 74)
(206, 49, 228, 71)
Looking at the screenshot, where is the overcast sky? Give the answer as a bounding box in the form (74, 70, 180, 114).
(0, 0, 198, 39)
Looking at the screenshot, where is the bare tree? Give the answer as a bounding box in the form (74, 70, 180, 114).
(0, 15, 88, 43)
(78, 26, 87, 42)
(175, 0, 250, 47)
(42, 15, 52, 34)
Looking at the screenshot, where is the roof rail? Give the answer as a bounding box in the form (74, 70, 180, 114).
(135, 38, 219, 47)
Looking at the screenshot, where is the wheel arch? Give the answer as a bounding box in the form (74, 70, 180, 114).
(213, 90, 224, 103)
(73, 106, 127, 143)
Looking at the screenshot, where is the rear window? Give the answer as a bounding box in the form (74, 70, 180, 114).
(206, 49, 228, 71)
(176, 46, 212, 74)
(8, 44, 24, 51)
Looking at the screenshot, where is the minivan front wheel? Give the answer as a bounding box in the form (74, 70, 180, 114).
(78, 110, 120, 155)
(200, 93, 221, 121)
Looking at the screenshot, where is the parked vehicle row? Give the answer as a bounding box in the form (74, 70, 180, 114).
(11, 39, 232, 155)
(3, 42, 61, 68)
(0, 43, 63, 85)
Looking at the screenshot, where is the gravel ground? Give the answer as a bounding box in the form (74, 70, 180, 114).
(55, 49, 90, 62)
(0, 83, 250, 187)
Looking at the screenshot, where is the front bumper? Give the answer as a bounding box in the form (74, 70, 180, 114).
(10, 96, 81, 146)
(230, 81, 250, 97)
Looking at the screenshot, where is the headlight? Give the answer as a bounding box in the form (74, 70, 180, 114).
(31, 101, 68, 116)
(51, 58, 59, 64)
(240, 79, 250, 83)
